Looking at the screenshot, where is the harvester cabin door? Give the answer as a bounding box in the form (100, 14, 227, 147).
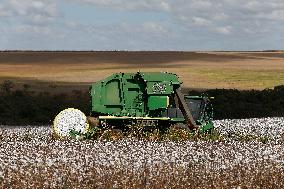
(123, 79, 145, 117)
(103, 79, 122, 114)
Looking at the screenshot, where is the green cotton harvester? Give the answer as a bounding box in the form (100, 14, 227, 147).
(53, 72, 214, 138)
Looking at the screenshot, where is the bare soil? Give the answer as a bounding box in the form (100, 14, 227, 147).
(0, 51, 284, 93)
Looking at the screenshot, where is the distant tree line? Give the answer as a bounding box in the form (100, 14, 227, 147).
(190, 86, 284, 120)
(0, 80, 284, 125)
(0, 81, 90, 125)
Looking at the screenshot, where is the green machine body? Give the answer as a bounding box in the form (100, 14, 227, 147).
(90, 72, 213, 132)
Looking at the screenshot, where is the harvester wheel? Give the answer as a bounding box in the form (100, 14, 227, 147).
(171, 123, 191, 131)
(166, 123, 191, 140)
(53, 108, 89, 138)
(99, 129, 124, 141)
(171, 123, 200, 136)
(87, 116, 100, 128)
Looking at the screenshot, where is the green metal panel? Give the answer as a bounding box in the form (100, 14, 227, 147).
(139, 72, 179, 95)
(199, 121, 214, 133)
(104, 80, 120, 105)
(148, 96, 169, 110)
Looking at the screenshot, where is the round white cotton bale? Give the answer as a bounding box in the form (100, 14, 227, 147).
(53, 108, 89, 138)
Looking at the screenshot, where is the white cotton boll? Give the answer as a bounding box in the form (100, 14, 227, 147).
(214, 117, 284, 142)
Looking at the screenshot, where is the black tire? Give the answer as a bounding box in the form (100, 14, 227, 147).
(99, 129, 124, 141)
(171, 123, 191, 131)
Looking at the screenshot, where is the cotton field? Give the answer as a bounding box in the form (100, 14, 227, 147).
(0, 118, 284, 188)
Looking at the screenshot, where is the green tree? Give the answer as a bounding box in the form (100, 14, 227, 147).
(23, 83, 31, 91)
(0, 80, 14, 93)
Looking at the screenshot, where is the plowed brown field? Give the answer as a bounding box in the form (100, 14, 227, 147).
(0, 51, 284, 92)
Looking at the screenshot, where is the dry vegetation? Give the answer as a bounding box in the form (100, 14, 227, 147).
(1, 51, 284, 93)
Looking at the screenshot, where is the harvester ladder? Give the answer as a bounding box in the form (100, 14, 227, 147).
(175, 87, 198, 130)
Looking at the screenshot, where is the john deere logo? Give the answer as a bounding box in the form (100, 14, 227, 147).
(153, 83, 166, 93)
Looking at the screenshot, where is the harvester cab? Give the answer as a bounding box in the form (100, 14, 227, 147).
(53, 72, 214, 138)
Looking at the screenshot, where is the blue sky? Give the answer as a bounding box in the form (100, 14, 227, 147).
(0, 0, 284, 50)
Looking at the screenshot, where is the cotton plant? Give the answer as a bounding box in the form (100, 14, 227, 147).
(0, 117, 284, 188)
